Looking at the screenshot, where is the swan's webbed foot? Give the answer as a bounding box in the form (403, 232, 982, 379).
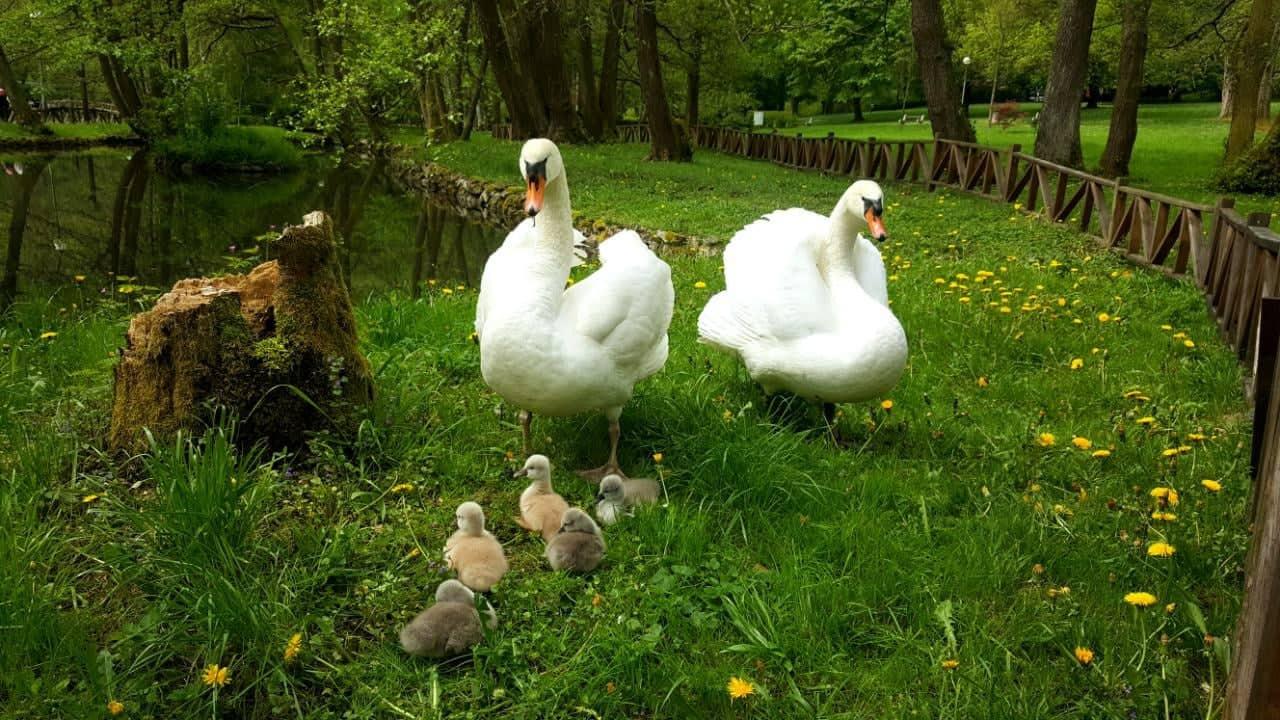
(576, 463, 628, 484)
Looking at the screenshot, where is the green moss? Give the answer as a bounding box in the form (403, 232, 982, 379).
(251, 336, 292, 373)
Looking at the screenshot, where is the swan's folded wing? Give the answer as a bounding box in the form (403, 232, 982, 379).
(560, 230, 674, 379)
(699, 209, 831, 350)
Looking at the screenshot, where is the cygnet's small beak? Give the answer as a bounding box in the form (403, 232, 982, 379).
(595, 492, 604, 502)
(525, 175, 545, 217)
(513, 467, 529, 479)
(864, 208, 887, 242)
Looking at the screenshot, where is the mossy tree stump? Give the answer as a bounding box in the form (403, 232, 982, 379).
(109, 211, 374, 453)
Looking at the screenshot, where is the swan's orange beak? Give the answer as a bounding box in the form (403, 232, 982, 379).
(865, 208, 887, 242)
(525, 176, 545, 217)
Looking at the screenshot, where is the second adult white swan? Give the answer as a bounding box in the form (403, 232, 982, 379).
(476, 139, 674, 479)
(697, 180, 907, 425)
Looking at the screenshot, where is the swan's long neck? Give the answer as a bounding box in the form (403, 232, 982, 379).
(816, 199, 877, 311)
(525, 173, 575, 312)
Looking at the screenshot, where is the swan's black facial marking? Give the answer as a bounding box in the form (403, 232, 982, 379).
(862, 196, 884, 218)
(524, 158, 548, 182)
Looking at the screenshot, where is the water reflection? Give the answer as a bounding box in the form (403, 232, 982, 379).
(0, 150, 504, 312)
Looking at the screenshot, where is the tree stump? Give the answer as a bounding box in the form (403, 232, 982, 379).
(108, 211, 374, 453)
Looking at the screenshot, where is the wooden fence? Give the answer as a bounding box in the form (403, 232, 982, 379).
(491, 121, 1280, 718)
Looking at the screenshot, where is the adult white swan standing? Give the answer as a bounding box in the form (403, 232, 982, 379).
(697, 180, 907, 432)
(476, 139, 674, 479)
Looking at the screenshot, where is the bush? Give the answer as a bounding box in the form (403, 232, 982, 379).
(1217, 126, 1280, 195)
(154, 125, 303, 172)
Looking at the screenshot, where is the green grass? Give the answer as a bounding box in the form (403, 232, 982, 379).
(153, 125, 304, 171)
(787, 102, 1280, 212)
(0, 138, 1252, 718)
(0, 121, 134, 142)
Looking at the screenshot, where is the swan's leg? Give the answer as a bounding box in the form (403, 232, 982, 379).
(823, 403, 843, 446)
(520, 410, 533, 455)
(577, 417, 627, 483)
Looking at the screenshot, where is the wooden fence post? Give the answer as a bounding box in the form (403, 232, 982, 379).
(1227, 295, 1280, 720)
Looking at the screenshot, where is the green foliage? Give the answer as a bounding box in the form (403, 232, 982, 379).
(1217, 124, 1280, 195)
(154, 125, 303, 171)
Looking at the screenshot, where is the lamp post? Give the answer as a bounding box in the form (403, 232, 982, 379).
(961, 56, 972, 109)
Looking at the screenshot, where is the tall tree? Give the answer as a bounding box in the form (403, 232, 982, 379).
(0, 44, 44, 128)
(1226, 0, 1276, 162)
(909, 0, 975, 142)
(576, 4, 604, 138)
(635, 0, 690, 160)
(598, 0, 624, 137)
(1099, 0, 1153, 177)
(1034, 0, 1099, 168)
(475, 0, 545, 137)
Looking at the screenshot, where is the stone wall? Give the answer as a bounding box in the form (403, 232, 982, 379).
(389, 156, 724, 255)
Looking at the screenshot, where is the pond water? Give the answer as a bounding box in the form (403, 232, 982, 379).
(0, 150, 505, 311)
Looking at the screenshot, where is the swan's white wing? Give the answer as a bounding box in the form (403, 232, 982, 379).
(698, 209, 832, 351)
(853, 235, 889, 307)
(560, 230, 673, 381)
(476, 219, 589, 336)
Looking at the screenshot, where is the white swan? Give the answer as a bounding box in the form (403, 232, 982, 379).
(697, 180, 907, 423)
(476, 139, 674, 478)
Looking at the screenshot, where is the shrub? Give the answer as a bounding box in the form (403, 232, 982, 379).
(154, 125, 303, 172)
(1217, 126, 1280, 195)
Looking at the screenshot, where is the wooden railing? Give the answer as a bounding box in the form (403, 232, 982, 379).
(487, 120, 1280, 718)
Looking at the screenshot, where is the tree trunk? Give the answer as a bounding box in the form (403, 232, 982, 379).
(79, 64, 91, 120)
(1222, 64, 1236, 118)
(461, 55, 488, 140)
(598, 0, 624, 137)
(686, 41, 702, 128)
(475, 0, 545, 137)
(987, 62, 1000, 125)
(0, 44, 43, 128)
(1260, 60, 1275, 121)
(1227, 0, 1276, 162)
(1099, 0, 1152, 177)
(1034, 0, 1099, 168)
(909, 0, 975, 142)
(852, 96, 865, 122)
(635, 0, 690, 160)
(576, 7, 603, 139)
(520, 0, 582, 141)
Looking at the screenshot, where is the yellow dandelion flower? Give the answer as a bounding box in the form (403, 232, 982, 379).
(1074, 647, 1094, 665)
(1201, 479, 1222, 492)
(1091, 449, 1111, 458)
(1037, 432, 1056, 447)
(1172, 332, 1187, 339)
(1187, 432, 1207, 442)
(389, 483, 414, 494)
(1123, 390, 1145, 399)
(1151, 511, 1178, 522)
(1072, 436, 1092, 450)
(1161, 448, 1181, 458)
(1160, 324, 1172, 331)
(1147, 542, 1176, 558)
(74, 275, 87, 283)
(1183, 339, 1196, 348)
(82, 494, 101, 503)
(441, 287, 454, 295)
(1136, 416, 1156, 426)
(1032, 563, 1045, 574)
(284, 633, 303, 663)
(1098, 312, 1111, 323)
(722, 409, 734, 422)
(941, 658, 960, 670)
(694, 281, 708, 289)
(201, 664, 231, 687)
(726, 677, 756, 700)
(1124, 592, 1157, 608)
(652, 452, 664, 464)
(1070, 358, 1084, 370)
(107, 700, 125, 715)
(39, 331, 57, 340)
(1165, 603, 1177, 614)
(977, 376, 989, 388)
(880, 399, 894, 411)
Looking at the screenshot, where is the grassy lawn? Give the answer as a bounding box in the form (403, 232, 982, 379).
(2, 138, 1252, 717)
(0, 120, 134, 142)
(788, 102, 1280, 213)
